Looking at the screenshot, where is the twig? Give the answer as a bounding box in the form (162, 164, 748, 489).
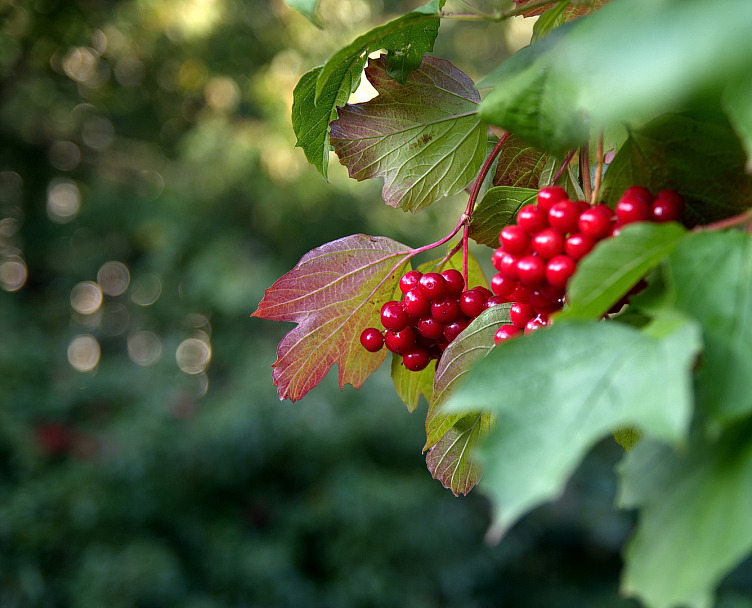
(551, 149, 577, 186)
(591, 130, 604, 205)
(580, 144, 591, 203)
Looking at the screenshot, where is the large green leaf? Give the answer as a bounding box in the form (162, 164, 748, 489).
(468, 186, 538, 247)
(291, 1, 443, 178)
(444, 316, 701, 538)
(601, 114, 752, 225)
(330, 56, 486, 212)
(558, 222, 687, 321)
(662, 231, 752, 424)
(619, 423, 752, 608)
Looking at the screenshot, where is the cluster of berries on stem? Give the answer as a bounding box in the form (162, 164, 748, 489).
(360, 268, 500, 371)
(491, 185, 684, 344)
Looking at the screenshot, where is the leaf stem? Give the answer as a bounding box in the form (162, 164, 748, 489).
(441, 0, 561, 21)
(551, 149, 577, 186)
(694, 209, 752, 232)
(591, 130, 604, 205)
(580, 143, 591, 203)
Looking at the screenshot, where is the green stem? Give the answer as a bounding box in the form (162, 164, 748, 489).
(441, 0, 561, 21)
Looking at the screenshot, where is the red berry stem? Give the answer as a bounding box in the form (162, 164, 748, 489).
(551, 149, 577, 186)
(693, 208, 752, 233)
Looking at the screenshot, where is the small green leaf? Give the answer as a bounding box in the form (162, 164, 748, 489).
(558, 222, 687, 321)
(445, 317, 701, 538)
(284, 0, 321, 27)
(391, 355, 435, 413)
(469, 186, 538, 247)
(531, 1, 568, 41)
(662, 231, 752, 424)
(619, 423, 752, 608)
(330, 56, 486, 212)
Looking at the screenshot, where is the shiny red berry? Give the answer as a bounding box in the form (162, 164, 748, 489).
(441, 269, 465, 297)
(399, 270, 423, 294)
(385, 326, 416, 354)
(444, 318, 469, 342)
(459, 289, 486, 318)
(431, 297, 461, 323)
(537, 186, 568, 212)
(499, 225, 530, 255)
(485, 295, 507, 308)
(402, 288, 430, 318)
(578, 205, 614, 240)
(532, 228, 565, 259)
(517, 204, 549, 234)
(616, 196, 651, 225)
(494, 324, 521, 345)
(651, 190, 684, 222)
(491, 273, 516, 298)
(516, 255, 546, 285)
(416, 316, 444, 340)
(360, 328, 384, 352)
(418, 272, 447, 300)
(565, 233, 596, 260)
(548, 200, 581, 235)
(525, 314, 549, 334)
(380, 301, 408, 331)
(498, 252, 520, 280)
(546, 255, 577, 288)
(403, 347, 431, 371)
(510, 302, 535, 329)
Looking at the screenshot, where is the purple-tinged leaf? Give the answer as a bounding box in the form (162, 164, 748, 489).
(252, 234, 412, 401)
(493, 135, 549, 189)
(330, 56, 487, 212)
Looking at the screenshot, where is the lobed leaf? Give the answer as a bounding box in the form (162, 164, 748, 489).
(252, 234, 412, 401)
(292, 1, 443, 178)
(468, 187, 538, 247)
(558, 222, 687, 321)
(330, 56, 487, 212)
(662, 231, 752, 424)
(492, 135, 549, 190)
(444, 316, 701, 539)
(619, 424, 752, 608)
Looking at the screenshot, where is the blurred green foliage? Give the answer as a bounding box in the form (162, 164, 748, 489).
(0, 0, 681, 606)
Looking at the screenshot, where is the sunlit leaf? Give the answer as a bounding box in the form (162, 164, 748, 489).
(252, 235, 412, 401)
(445, 316, 701, 539)
(284, 0, 321, 27)
(492, 135, 549, 189)
(619, 425, 752, 608)
(558, 222, 687, 321)
(468, 186, 537, 247)
(330, 56, 486, 212)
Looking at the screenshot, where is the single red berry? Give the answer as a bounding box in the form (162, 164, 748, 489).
(431, 297, 461, 323)
(524, 314, 549, 334)
(498, 252, 520, 280)
(517, 204, 549, 234)
(485, 295, 507, 308)
(385, 326, 416, 354)
(459, 289, 487, 318)
(510, 284, 530, 305)
(546, 255, 577, 288)
(516, 255, 546, 285)
(565, 233, 596, 260)
(441, 269, 465, 297)
(380, 300, 408, 331)
(532, 228, 565, 259)
(418, 272, 447, 300)
(490, 273, 516, 298)
(494, 324, 521, 345)
(416, 316, 444, 340)
(492, 247, 506, 271)
(402, 288, 431, 318)
(578, 205, 614, 240)
(537, 186, 568, 212)
(529, 283, 565, 314)
(616, 196, 651, 225)
(444, 317, 469, 342)
(360, 327, 384, 352)
(509, 302, 535, 329)
(548, 200, 581, 235)
(399, 270, 423, 294)
(499, 225, 529, 255)
(403, 347, 431, 372)
(651, 190, 684, 222)
(621, 186, 652, 206)
(473, 286, 493, 300)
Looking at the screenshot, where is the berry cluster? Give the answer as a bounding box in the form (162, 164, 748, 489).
(360, 268, 500, 371)
(491, 185, 684, 345)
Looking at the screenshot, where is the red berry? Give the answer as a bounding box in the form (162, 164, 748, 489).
(380, 301, 408, 331)
(510, 284, 530, 304)
(402, 288, 431, 318)
(546, 255, 577, 288)
(492, 247, 506, 271)
(441, 269, 465, 297)
(621, 186, 652, 206)
(459, 289, 486, 318)
(431, 297, 461, 323)
(525, 314, 549, 334)
(360, 327, 384, 352)
(578, 205, 614, 240)
(399, 270, 423, 294)
(485, 295, 507, 308)
(494, 324, 521, 345)
(473, 286, 493, 300)
(403, 347, 431, 372)
(444, 318, 469, 342)
(418, 273, 447, 300)
(616, 196, 651, 225)
(416, 316, 444, 340)
(516, 255, 546, 285)
(652, 190, 684, 222)
(385, 326, 416, 354)
(532, 228, 565, 259)
(565, 233, 596, 260)
(499, 225, 529, 255)
(498, 252, 520, 280)
(537, 186, 568, 212)
(548, 200, 581, 235)
(510, 302, 535, 329)
(491, 273, 516, 298)
(528, 287, 563, 315)
(517, 204, 549, 234)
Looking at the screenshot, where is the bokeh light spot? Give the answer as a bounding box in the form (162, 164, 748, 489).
(67, 335, 101, 372)
(49, 141, 81, 171)
(97, 261, 130, 296)
(204, 76, 240, 111)
(70, 281, 103, 315)
(0, 257, 27, 292)
(130, 273, 162, 306)
(128, 331, 163, 366)
(47, 179, 81, 223)
(176, 338, 211, 374)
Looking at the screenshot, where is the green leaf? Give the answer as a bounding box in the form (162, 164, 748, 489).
(252, 235, 412, 401)
(662, 231, 752, 424)
(292, 3, 443, 178)
(284, 0, 321, 27)
(468, 186, 538, 247)
(492, 135, 549, 190)
(601, 113, 752, 225)
(391, 355, 435, 414)
(330, 56, 486, 212)
(723, 79, 752, 173)
(445, 317, 701, 539)
(558, 222, 687, 321)
(426, 304, 511, 450)
(619, 423, 752, 608)
(530, 1, 568, 41)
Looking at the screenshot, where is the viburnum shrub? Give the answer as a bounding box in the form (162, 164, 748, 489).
(253, 1, 752, 606)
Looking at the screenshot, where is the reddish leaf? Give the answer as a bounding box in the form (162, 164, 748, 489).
(513, 0, 610, 19)
(253, 234, 412, 401)
(492, 135, 549, 189)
